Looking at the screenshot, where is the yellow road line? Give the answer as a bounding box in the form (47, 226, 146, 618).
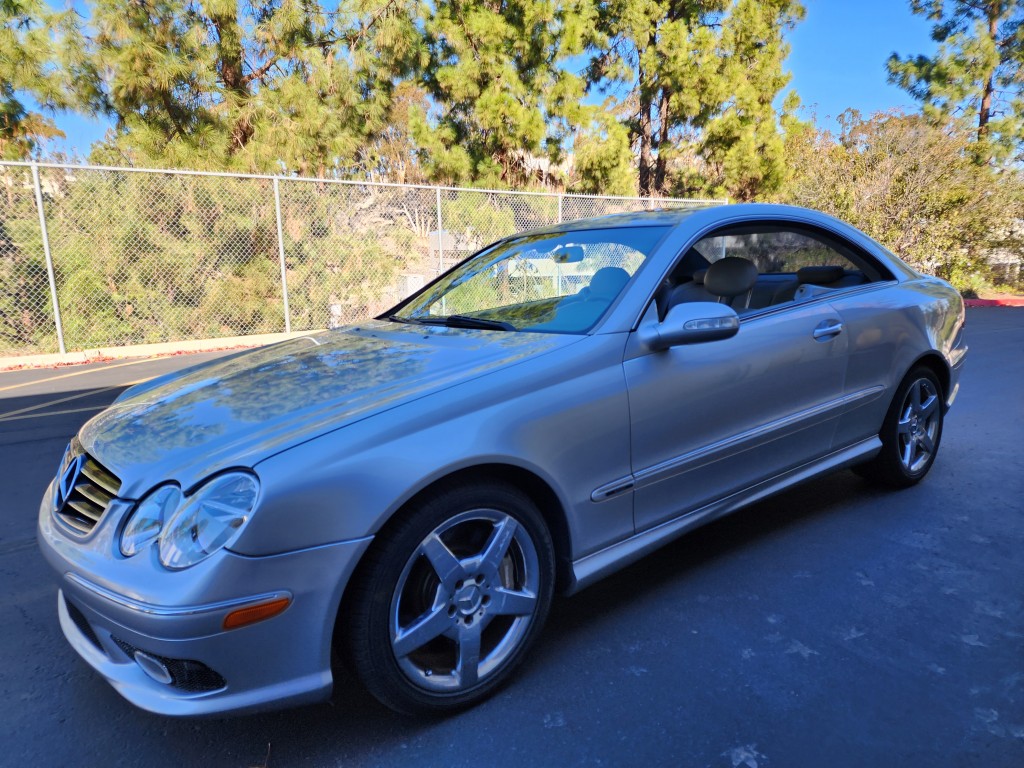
(0, 385, 124, 421)
(0, 376, 152, 422)
(0, 405, 108, 422)
(0, 357, 157, 394)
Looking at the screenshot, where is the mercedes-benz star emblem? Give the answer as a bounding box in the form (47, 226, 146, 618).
(55, 454, 85, 511)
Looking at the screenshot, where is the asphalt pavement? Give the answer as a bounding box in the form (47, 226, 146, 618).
(1, 310, 1022, 767)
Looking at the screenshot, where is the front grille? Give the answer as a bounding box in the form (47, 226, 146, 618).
(54, 444, 121, 536)
(111, 637, 227, 693)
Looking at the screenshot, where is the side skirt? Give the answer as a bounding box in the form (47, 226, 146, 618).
(566, 436, 881, 595)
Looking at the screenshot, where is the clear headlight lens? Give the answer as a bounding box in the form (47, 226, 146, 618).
(158, 472, 259, 570)
(120, 485, 181, 557)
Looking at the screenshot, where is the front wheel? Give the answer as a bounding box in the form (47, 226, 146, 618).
(343, 481, 555, 715)
(855, 366, 944, 488)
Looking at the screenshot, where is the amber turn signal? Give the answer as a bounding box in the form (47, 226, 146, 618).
(222, 596, 291, 630)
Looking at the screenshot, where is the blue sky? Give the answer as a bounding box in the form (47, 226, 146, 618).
(48, 0, 938, 157)
(787, 0, 937, 128)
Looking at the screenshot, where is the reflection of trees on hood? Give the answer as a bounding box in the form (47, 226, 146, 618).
(86, 326, 565, 469)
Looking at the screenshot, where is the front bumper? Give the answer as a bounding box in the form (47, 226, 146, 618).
(38, 482, 372, 716)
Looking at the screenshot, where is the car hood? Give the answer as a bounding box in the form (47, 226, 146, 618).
(79, 322, 581, 498)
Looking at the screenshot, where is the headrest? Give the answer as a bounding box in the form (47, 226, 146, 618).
(588, 267, 631, 299)
(797, 266, 844, 285)
(704, 257, 758, 298)
(691, 268, 708, 285)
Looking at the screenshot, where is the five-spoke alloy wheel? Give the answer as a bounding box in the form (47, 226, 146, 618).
(855, 365, 945, 488)
(343, 481, 554, 714)
(895, 376, 941, 474)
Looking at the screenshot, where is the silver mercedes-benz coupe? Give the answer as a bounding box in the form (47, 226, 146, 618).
(38, 204, 967, 716)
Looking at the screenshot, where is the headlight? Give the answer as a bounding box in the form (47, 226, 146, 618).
(120, 485, 181, 557)
(158, 472, 259, 570)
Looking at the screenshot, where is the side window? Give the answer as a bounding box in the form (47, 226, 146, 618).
(693, 231, 853, 274)
(661, 225, 881, 317)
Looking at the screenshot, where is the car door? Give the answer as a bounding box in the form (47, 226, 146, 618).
(624, 225, 854, 532)
(825, 285, 921, 450)
(624, 302, 849, 531)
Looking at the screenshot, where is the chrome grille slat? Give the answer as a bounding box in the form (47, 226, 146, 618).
(80, 460, 121, 496)
(66, 498, 104, 522)
(76, 482, 111, 508)
(53, 448, 122, 536)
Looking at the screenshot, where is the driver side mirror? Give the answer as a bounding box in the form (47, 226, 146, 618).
(638, 302, 740, 351)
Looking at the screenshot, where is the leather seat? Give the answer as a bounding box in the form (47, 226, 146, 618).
(704, 257, 758, 309)
(771, 265, 867, 304)
(544, 266, 631, 330)
(668, 257, 758, 312)
(664, 268, 713, 309)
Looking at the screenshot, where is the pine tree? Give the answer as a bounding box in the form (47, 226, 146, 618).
(887, 0, 1024, 164)
(412, 0, 593, 188)
(571, 101, 636, 195)
(82, 0, 422, 176)
(699, 0, 803, 201)
(587, 0, 802, 199)
(0, 0, 82, 159)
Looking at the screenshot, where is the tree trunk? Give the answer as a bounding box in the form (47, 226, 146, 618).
(977, 7, 998, 150)
(653, 88, 671, 195)
(209, 10, 253, 154)
(638, 90, 654, 197)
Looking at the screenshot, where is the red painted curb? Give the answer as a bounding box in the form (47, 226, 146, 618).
(964, 298, 1024, 307)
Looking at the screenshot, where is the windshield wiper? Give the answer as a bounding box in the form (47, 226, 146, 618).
(417, 314, 516, 332)
(387, 314, 424, 325)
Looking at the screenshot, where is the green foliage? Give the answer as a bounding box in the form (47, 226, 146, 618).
(887, 0, 1024, 165)
(0, 0, 87, 159)
(0, 170, 57, 352)
(277, 182, 407, 330)
(780, 110, 1024, 284)
(80, 0, 422, 176)
(0, 168, 435, 353)
(571, 105, 636, 196)
(587, 0, 802, 200)
(38, 171, 283, 347)
(698, 0, 803, 201)
(413, 0, 593, 188)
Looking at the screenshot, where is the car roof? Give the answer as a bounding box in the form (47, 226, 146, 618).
(518, 202, 871, 238)
(520, 206, 711, 236)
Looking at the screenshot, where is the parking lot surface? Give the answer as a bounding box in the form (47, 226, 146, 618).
(2, 310, 1022, 767)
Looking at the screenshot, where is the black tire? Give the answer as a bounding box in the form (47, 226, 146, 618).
(342, 480, 555, 715)
(854, 366, 944, 488)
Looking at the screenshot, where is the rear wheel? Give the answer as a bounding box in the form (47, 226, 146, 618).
(343, 481, 555, 715)
(855, 366, 944, 488)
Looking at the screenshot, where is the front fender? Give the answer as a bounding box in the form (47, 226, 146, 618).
(233, 334, 635, 561)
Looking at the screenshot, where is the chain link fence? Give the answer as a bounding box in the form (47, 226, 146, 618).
(0, 161, 723, 357)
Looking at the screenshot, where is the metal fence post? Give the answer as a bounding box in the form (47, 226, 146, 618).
(557, 193, 563, 224)
(435, 186, 444, 273)
(273, 177, 292, 333)
(30, 162, 66, 354)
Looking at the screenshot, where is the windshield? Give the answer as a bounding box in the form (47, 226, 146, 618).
(391, 226, 670, 334)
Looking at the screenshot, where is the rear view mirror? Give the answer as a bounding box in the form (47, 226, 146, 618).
(638, 302, 739, 350)
(551, 245, 585, 263)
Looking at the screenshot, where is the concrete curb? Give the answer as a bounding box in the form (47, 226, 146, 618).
(964, 298, 1024, 307)
(0, 330, 319, 371)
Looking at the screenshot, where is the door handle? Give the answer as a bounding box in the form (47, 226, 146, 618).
(813, 321, 844, 340)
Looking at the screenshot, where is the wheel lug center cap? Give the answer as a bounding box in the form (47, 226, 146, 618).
(454, 584, 482, 616)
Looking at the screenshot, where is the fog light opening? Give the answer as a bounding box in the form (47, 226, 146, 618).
(134, 650, 173, 685)
(222, 596, 291, 631)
